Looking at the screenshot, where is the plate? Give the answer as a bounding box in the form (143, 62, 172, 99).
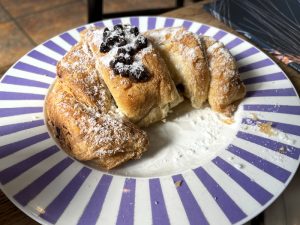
(1, 16, 300, 225)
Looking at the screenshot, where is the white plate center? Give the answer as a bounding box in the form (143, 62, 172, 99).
(110, 101, 242, 177)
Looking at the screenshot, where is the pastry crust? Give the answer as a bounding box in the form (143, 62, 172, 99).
(46, 80, 148, 170)
(81, 27, 183, 127)
(56, 41, 112, 113)
(47, 41, 149, 170)
(145, 27, 210, 108)
(202, 36, 246, 116)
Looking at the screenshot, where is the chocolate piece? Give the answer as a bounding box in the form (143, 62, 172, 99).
(100, 24, 150, 82)
(135, 35, 148, 50)
(130, 27, 139, 36)
(100, 42, 110, 53)
(117, 37, 127, 47)
(130, 67, 150, 81)
(103, 27, 110, 39)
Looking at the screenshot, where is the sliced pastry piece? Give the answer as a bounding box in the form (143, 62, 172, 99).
(46, 81, 148, 170)
(144, 26, 210, 108)
(202, 36, 246, 116)
(81, 25, 183, 127)
(57, 41, 112, 114)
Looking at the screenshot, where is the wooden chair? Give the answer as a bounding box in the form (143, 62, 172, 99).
(87, 0, 185, 22)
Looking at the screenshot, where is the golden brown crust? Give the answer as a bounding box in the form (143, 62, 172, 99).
(202, 36, 246, 116)
(81, 27, 183, 126)
(47, 40, 149, 170)
(56, 41, 113, 113)
(46, 81, 148, 170)
(145, 27, 210, 108)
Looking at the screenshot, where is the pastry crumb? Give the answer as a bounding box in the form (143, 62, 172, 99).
(251, 113, 259, 120)
(258, 122, 274, 136)
(175, 180, 183, 187)
(222, 117, 234, 124)
(123, 188, 131, 193)
(278, 146, 287, 154)
(36, 206, 45, 214)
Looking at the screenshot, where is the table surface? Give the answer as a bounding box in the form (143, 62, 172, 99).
(1, 1, 299, 224)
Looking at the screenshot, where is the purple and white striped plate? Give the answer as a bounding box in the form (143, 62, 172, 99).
(1, 16, 300, 225)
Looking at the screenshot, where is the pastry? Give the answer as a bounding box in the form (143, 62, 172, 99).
(202, 36, 246, 116)
(56, 41, 112, 113)
(46, 24, 246, 170)
(46, 81, 148, 170)
(46, 40, 149, 170)
(145, 27, 210, 108)
(81, 25, 183, 127)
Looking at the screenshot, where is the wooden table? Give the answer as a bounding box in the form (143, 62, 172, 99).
(1, 1, 299, 224)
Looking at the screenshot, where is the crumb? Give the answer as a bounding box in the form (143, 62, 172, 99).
(175, 180, 183, 187)
(161, 119, 167, 123)
(123, 188, 131, 193)
(154, 201, 159, 205)
(258, 122, 274, 136)
(251, 113, 259, 121)
(278, 146, 287, 154)
(36, 206, 45, 214)
(222, 117, 234, 124)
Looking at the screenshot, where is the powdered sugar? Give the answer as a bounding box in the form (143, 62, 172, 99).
(145, 26, 190, 44)
(111, 101, 242, 177)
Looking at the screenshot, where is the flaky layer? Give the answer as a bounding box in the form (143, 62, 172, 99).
(145, 27, 210, 108)
(46, 81, 148, 170)
(56, 41, 113, 113)
(202, 36, 246, 116)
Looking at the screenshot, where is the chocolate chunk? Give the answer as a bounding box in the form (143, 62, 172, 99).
(115, 55, 133, 65)
(119, 65, 130, 77)
(135, 35, 148, 50)
(113, 67, 120, 75)
(100, 42, 110, 53)
(117, 47, 127, 55)
(109, 58, 118, 68)
(124, 54, 133, 64)
(113, 63, 130, 77)
(126, 46, 135, 55)
(106, 36, 117, 46)
(114, 24, 123, 31)
(117, 37, 127, 47)
(115, 55, 126, 64)
(130, 67, 150, 81)
(130, 27, 139, 36)
(102, 24, 150, 82)
(103, 27, 110, 39)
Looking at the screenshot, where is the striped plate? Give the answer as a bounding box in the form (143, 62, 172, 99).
(0, 16, 300, 225)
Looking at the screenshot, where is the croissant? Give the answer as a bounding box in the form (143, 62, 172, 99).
(46, 24, 246, 170)
(202, 36, 246, 116)
(145, 27, 210, 108)
(46, 40, 148, 170)
(81, 25, 183, 127)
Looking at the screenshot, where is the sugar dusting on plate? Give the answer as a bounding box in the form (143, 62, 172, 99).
(111, 101, 242, 177)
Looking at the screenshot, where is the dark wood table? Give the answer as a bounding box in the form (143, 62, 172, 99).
(1, 1, 299, 224)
